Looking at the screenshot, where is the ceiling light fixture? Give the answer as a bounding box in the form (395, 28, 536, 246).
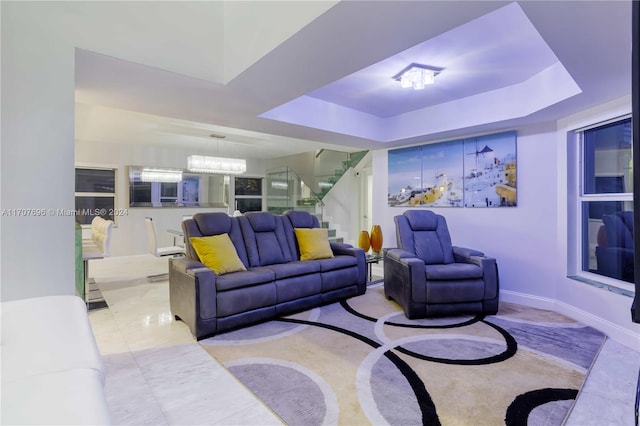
(187, 155, 246, 174)
(393, 63, 443, 90)
(187, 133, 246, 175)
(140, 168, 183, 183)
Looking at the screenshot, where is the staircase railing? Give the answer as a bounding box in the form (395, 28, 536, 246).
(265, 166, 324, 219)
(313, 149, 368, 199)
(265, 149, 368, 223)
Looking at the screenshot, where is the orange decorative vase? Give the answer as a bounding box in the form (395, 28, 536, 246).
(358, 230, 371, 252)
(370, 225, 383, 255)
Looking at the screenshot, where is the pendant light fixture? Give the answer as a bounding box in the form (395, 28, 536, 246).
(187, 133, 246, 175)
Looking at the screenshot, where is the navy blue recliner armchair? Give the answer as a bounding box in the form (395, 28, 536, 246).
(595, 211, 634, 283)
(383, 210, 499, 318)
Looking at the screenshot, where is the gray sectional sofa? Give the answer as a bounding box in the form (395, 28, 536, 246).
(169, 210, 367, 340)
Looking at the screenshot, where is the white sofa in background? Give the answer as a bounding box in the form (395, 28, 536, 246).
(1, 295, 111, 425)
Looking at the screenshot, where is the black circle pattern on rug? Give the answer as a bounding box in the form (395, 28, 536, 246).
(204, 289, 603, 426)
(505, 388, 579, 426)
(342, 298, 518, 365)
(278, 317, 441, 425)
(276, 298, 520, 424)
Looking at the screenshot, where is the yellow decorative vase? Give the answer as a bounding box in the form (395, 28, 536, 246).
(358, 230, 371, 252)
(370, 225, 383, 255)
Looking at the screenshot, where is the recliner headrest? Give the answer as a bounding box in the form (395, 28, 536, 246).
(404, 210, 439, 231)
(193, 212, 232, 236)
(245, 211, 277, 232)
(284, 210, 319, 228)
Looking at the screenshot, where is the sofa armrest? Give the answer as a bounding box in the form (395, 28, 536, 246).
(383, 249, 427, 317)
(330, 241, 353, 250)
(386, 248, 417, 261)
(170, 256, 208, 273)
(331, 244, 367, 289)
(452, 246, 485, 262)
(169, 258, 218, 339)
(454, 249, 500, 299)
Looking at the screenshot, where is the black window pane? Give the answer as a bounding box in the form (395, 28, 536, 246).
(75, 168, 115, 193)
(235, 178, 262, 196)
(236, 198, 262, 213)
(583, 118, 632, 194)
(584, 202, 634, 283)
(75, 197, 115, 225)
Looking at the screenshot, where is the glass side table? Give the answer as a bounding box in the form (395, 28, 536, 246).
(365, 253, 384, 283)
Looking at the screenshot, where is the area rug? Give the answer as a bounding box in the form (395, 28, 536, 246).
(200, 283, 606, 426)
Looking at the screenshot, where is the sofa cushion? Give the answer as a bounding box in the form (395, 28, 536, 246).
(267, 260, 320, 279)
(193, 212, 232, 235)
(215, 267, 275, 291)
(397, 211, 455, 264)
(187, 213, 249, 266)
(316, 254, 357, 272)
(190, 234, 247, 275)
(424, 263, 483, 280)
(240, 213, 293, 266)
(246, 211, 277, 232)
(294, 228, 334, 260)
(285, 210, 320, 228)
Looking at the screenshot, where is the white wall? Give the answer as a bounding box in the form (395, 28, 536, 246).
(1, 3, 76, 301)
(322, 169, 360, 245)
(370, 98, 640, 348)
(76, 140, 265, 256)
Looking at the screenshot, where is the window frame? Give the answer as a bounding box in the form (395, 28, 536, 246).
(233, 176, 264, 213)
(569, 114, 634, 294)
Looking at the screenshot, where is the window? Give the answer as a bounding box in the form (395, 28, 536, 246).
(234, 177, 263, 213)
(75, 168, 116, 225)
(576, 117, 633, 287)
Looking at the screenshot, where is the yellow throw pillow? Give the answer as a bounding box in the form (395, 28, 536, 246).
(294, 228, 334, 261)
(190, 234, 246, 275)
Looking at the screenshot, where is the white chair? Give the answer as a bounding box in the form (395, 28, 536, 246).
(145, 217, 185, 281)
(82, 217, 114, 306)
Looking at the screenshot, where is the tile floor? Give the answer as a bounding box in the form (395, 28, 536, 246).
(88, 255, 640, 425)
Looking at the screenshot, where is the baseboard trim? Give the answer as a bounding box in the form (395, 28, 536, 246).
(501, 290, 640, 351)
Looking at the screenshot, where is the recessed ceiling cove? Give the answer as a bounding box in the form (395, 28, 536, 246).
(260, 2, 581, 143)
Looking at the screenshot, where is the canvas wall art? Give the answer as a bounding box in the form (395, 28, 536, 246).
(463, 131, 517, 207)
(388, 131, 516, 208)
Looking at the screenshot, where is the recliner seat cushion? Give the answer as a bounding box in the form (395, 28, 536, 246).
(425, 263, 483, 280)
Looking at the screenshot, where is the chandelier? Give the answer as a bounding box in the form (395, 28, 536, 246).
(187, 155, 246, 175)
(393, 63, 443, 90)
(187, 133, 247, 175)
